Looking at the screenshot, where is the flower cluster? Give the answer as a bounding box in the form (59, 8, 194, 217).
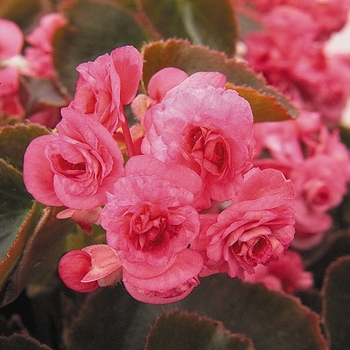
(23, 46, 297, 304)
(0, 14, 66, 127)
(241, 0, 350, 250)
(253, 112, 350, 249)
(242, 0, 350, 126)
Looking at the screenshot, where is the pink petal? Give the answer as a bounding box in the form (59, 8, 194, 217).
(123, 249, 203, 304)
(23, 134, 63, 206)
(148, 67, 188, 102)
(81, 244, 122, 282)
(232, 168, 294, 210)
(123, 280, 195, 304)
(123, 249, 203, 291)
(110, 45, 143, 105)
(125, 155, 202, 197)
(0, 67, 18, 96)
(164, 71, 227, 99)
(0, 19, 23, 59)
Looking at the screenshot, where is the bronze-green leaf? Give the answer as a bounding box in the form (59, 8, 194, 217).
(53, 0, 148, 95)
(145, 311, 254, 350)
(140, 0, 238, 56)
(0, 123, 50, 172)
(322, 255, 350, 350)
(0, 0, 43, 30)
(63, 274, 327, 350)
(141, 39, 298, 122)
(0, 334, 52, 350)
(0, 206, 74, 307)
(0, 202, 42, 292)
(0, 159, 32, 213)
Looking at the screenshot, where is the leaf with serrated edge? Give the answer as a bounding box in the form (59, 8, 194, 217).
(0, 201, 42, 292)
(0, 334, 52, 350)
(64, 274, 327, 350)
(0, 159, 33, 213)
(0, 123, 50, 172)
(141, 39, 298, 122)
(0, 206, 74, 307)
(145, 311, 254, 350)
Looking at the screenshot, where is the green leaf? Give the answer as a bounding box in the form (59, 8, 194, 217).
(141, 39, 298, 122)
(0, 206, 75, 307)
(140, 0, 238, 56)
(322, 256, 350, 350)
(0, 160, 33, 213)
(145, 311, 254, 350)
(0, 334, 52, 350)
(0, 0, 44, 30)
(0, 123, 50, 172)
(63, 274, 327, 350)
(53, 0, 148, 95)
(0, 202, 42, 292)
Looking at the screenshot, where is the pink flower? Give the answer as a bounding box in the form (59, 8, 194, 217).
(0, 19, 24, 61)
(244, 250, 313, 294)
(141, 72, 255, 209)
(244, 6, 350, 125)
(68, 46, 142, 133)
(241, 0, 350, 39)
(100, 155, 204, 303)
(203, 168, 295, 279)
(25, 13, 67, 79)
(292, 200, 332, 250)
(101, 155, 202, 265)
(291, 155, 349, 213)
(0, 18, 27, 117)
(23, 107, 124, 209)
(58, 244, 122, 293)
(253, 112, 350, 249)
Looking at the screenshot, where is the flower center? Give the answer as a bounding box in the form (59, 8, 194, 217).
(126, 204, 177, 251)
(182, 125, 228, 176)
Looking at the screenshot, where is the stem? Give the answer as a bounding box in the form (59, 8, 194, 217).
(121, 110, 136, 158)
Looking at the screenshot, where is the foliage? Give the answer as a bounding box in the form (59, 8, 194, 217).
(0, 0, 350, 349)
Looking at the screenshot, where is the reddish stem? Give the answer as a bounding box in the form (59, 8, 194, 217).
(121, 110, 136, 158)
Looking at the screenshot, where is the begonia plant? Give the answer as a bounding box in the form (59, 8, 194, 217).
(1, 0, 350, 349)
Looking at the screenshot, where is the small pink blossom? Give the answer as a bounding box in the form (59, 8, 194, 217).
(58, 244, 122, 293)
(292, 200, 332, 250)
(244, 249, 313, 294)
(0, 18, 27, 117)
(23, 107, 124, 209)
(244, 6, 350, 125)
(25, 13, 67, 79)
(141, 72, 255, 209)
(203, 168, 295, 279)
(240, 0, 350, 39)
(68, 46, 142, 133)
(291, 155, 349, 213)
(253, 111, 350, 249)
